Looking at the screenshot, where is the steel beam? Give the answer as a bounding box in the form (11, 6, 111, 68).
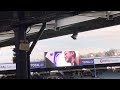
(0, 11, 82, 33)
(28, 22, 46, 55)
(27, 22, 46, 79)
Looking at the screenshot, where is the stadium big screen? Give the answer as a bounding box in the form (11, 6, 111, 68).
(44, 51, 94, 68)
(45, 51, 79, 68)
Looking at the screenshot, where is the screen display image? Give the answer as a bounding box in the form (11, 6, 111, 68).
(45, 51, 80, 68)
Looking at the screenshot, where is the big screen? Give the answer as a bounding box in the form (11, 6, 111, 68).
(44, 51, 82, 68)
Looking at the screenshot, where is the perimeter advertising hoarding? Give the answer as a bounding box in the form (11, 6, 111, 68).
(0, 63, 16, 71)
(30, 61, 45, 69)
(94, 57, 120, 64)
(0, 61, 45, 71)
(81, 59, 94, 65)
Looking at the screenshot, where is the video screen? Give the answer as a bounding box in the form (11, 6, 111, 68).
(45, 51, 81, 68)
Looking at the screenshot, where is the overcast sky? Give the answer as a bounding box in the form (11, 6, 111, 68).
(1, 24, 120, 63)
(32, 24, 120, 52)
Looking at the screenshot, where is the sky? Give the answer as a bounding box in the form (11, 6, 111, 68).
(1, 24, 120, 63)
(32, 24, 120, 52)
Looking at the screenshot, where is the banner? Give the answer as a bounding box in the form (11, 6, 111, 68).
(0, 64, 16, 71)
(81, 59, 94, 65)
(30, 61, 45, 69)
(0, 61, 45, 71)
(94, 57, 120, 64)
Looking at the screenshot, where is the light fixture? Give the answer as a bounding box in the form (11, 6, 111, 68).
(71, 32, 78, 40)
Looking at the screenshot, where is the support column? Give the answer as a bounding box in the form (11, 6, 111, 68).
(14, 11, 46, 79)
(27, 54, 31, 79)
(15, 26, 28, 79)
(14, 11, 28, 79)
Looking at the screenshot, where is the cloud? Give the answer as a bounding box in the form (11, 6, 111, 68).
(78, 48, 105, 55)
